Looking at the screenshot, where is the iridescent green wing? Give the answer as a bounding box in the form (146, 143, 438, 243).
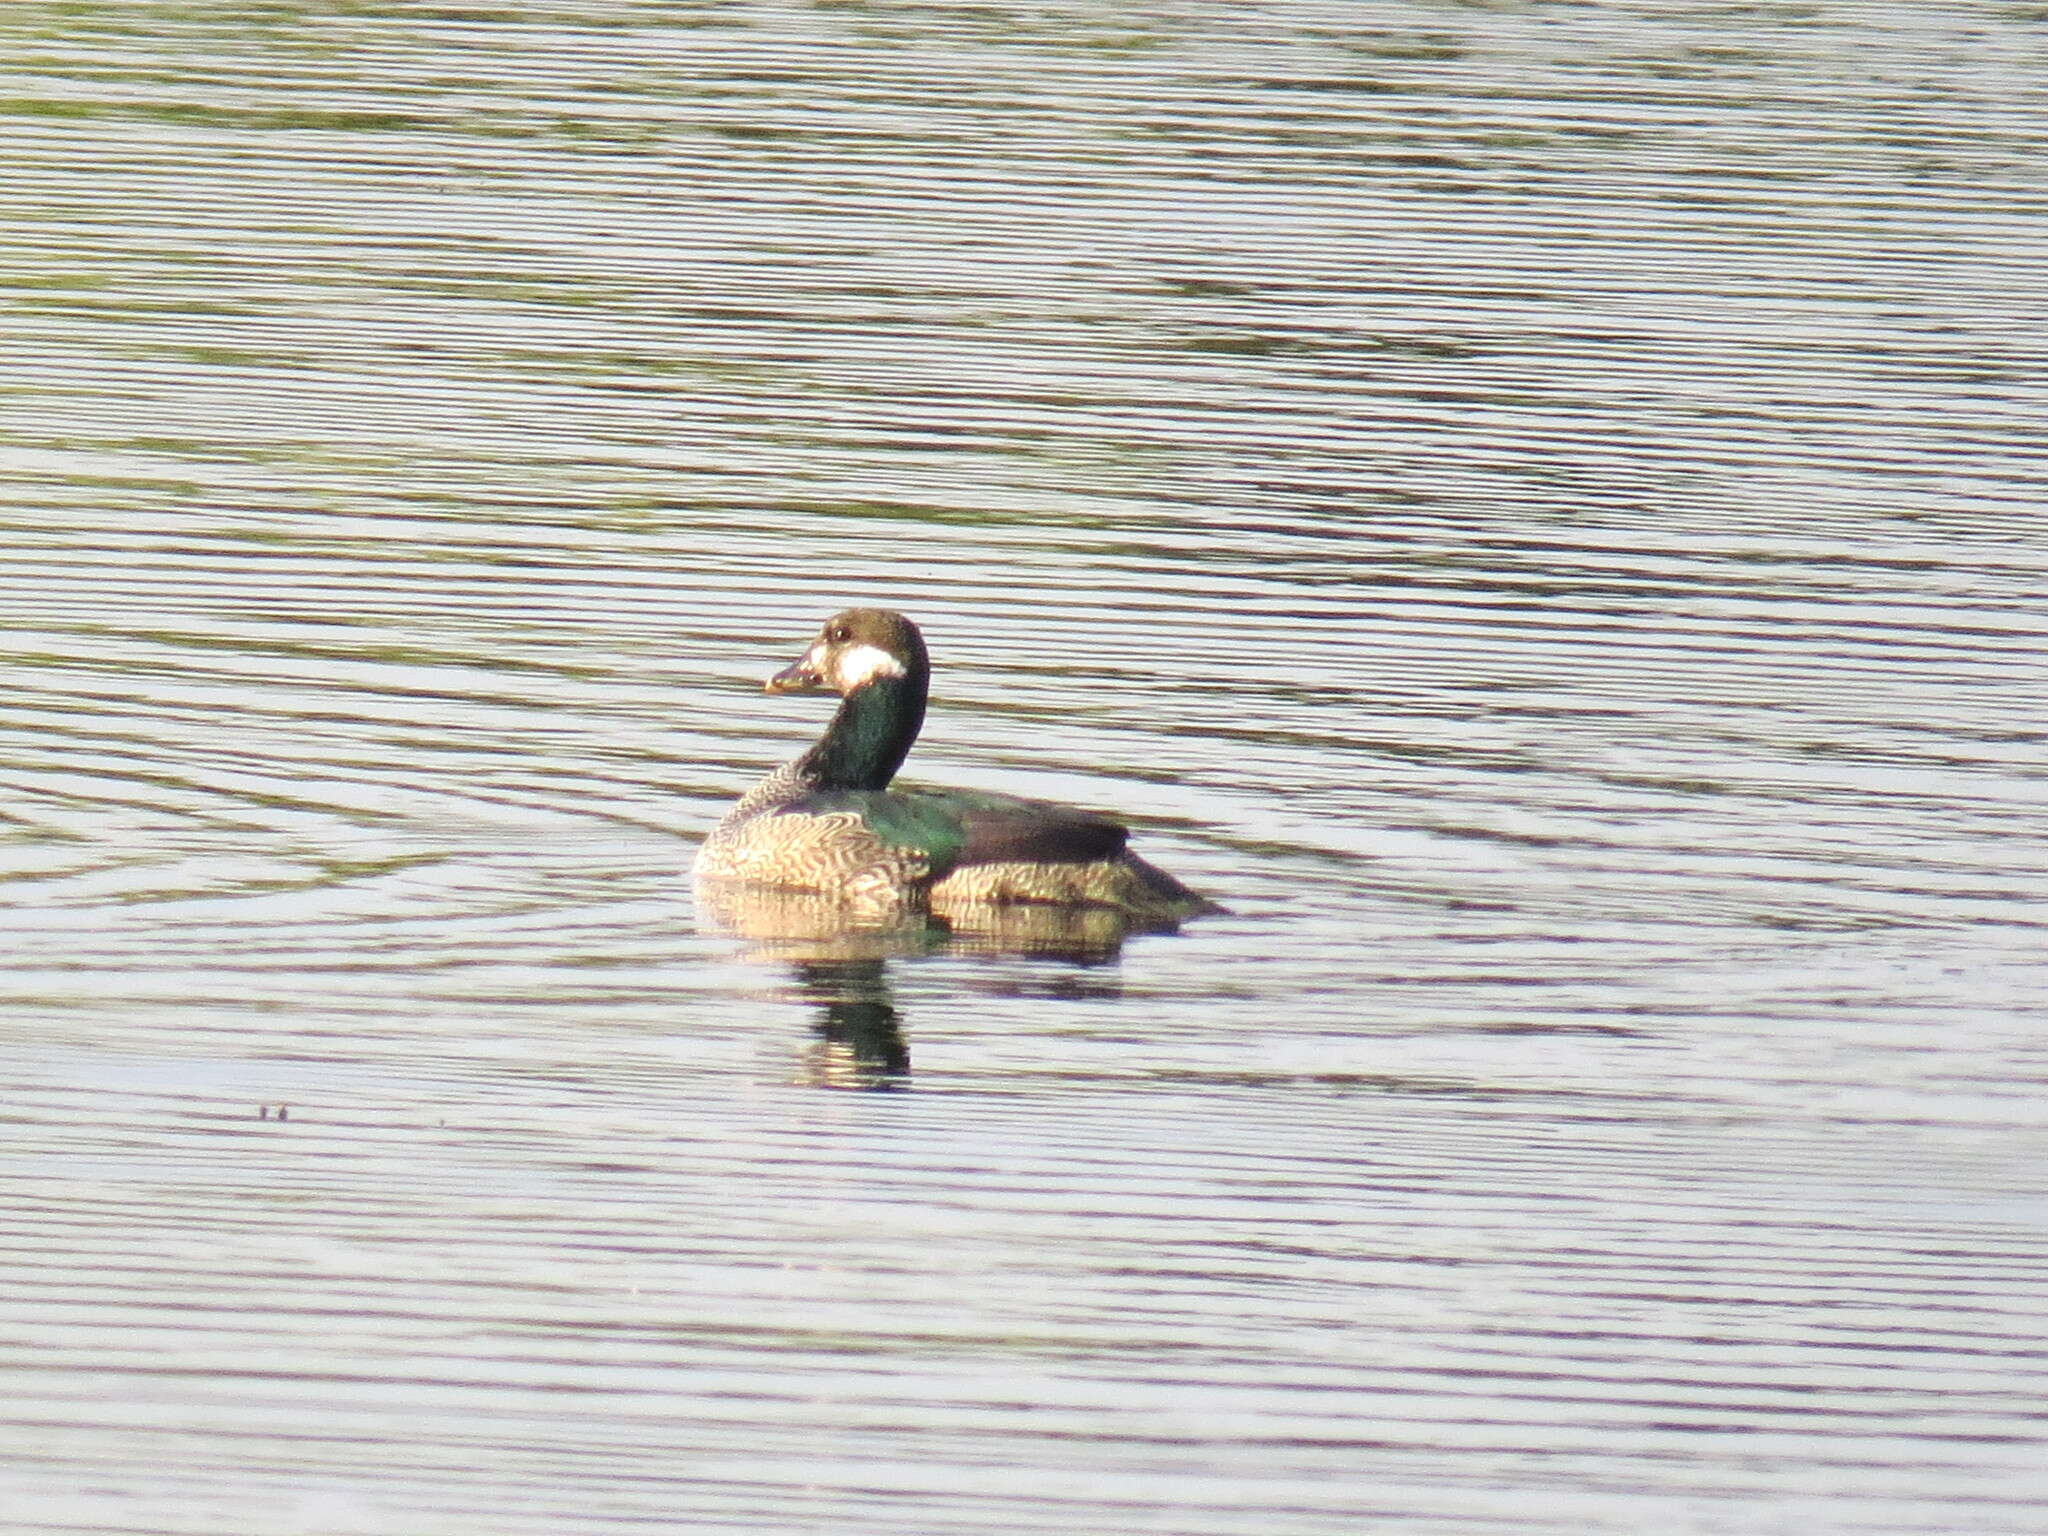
(776, 789, 1126, 878)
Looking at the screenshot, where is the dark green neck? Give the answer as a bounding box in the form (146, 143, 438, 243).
(798, 672, 926, 791)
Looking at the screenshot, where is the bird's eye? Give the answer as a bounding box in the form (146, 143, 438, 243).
(826, 625, 850, 643)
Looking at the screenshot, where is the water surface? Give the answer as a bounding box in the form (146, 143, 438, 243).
(3, 3, 2046, 1533)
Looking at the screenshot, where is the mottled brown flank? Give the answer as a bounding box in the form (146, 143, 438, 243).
(698, 808, 1206, 917)
(696, 805, 931, 900)
(929, 855, 1211, 914)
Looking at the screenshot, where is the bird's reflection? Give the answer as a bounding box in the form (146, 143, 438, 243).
(696, 883, 1182, 1089)
(789, 958, 909, 1088)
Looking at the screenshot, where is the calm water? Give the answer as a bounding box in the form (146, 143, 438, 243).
(4, 2, 2047, 1532)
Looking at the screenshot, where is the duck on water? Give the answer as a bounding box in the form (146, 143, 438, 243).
(695, 609, 1219, 924)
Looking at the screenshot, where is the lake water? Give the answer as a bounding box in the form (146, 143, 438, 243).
(3, 2, 2046, 1532)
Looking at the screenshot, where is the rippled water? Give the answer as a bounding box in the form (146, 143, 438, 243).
(4, 3, 2047, 1533)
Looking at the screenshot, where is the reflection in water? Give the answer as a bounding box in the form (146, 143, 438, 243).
(791, 961, 907, 1089)
(697, 882, 1173, 1087)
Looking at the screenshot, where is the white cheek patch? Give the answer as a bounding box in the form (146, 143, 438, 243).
(833, 642, 907, 689)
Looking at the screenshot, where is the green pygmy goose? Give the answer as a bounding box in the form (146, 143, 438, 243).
(695, 609, 1218, 921)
